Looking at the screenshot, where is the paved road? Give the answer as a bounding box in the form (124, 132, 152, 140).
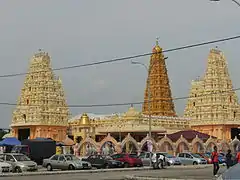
(0, 166, 227, 180)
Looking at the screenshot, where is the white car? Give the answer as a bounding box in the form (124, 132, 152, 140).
(0, 160, 12, 173)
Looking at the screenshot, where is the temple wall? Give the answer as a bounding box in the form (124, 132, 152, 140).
(73, 133, 238, 157)
(11, 125, 67, 142)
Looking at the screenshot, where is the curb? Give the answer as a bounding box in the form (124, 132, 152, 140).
(0, 165, 211, 177)
(124, 176, 190, 180)
(0, 167, 151, 177)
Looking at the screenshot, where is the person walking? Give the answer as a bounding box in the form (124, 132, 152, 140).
(211, 146, 219, 177)
(226, 149, 232, 169)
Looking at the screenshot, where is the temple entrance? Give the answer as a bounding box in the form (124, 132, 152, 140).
(192, 142, 204, 153)
(231, 128, 240, 140)
(18, 128, 30, 141)
(141, 140, 156, 152)
(176, 142, 189, 153)
(101, 141, 115, 156)
(122, 142, 138, 153)
(159, 142, 174, 154)
(79, 142, 97, 156)
(206, 142, 216, 152)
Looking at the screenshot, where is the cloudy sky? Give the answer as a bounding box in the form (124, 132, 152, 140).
(0, 0, 240, 128)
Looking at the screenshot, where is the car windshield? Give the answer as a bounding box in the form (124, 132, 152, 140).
(129, 154, 138, 158)
(166, 154, 174, 158)
(204, 153, 210, 157)
(192, 154, 201, 158)
(13, 155, 30, 161)
(65, 155, 79, 161)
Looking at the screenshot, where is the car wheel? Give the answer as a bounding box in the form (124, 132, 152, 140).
(124, 162, 129, 168)
(68, 164, 75, 170)
(15, 167, 22, 173)
(193, 162, 198, 165)
(46, 164, 52, 171)
(104, 164, 110, 169)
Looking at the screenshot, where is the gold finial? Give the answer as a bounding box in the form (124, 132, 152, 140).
(156, 37, 159, 45)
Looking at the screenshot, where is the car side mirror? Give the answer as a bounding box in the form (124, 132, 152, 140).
(10, 159, 14, 162)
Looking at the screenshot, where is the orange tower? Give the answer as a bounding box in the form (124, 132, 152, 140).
(142, 40, 176, 116)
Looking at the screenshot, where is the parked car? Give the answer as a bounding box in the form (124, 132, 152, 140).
(83, 155, 124, 169)
(111, 153, 143, 168)
(0, 153, 37, 173)
(43, 154, 91, 171)
(177, 152, 207, 165)
(159, 152, 182, 166)
(0, 159, 12, 173)
(138, 152, 168, 167)
(196, 153, 212, 164)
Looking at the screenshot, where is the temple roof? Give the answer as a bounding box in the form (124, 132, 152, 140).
(123, 106, 141, 117)
(167, 130, 216, 142)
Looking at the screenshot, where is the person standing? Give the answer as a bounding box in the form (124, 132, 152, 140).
(226, 149, 232, 169)
(211, 146, 219, 177)
(236, 148, 240, 163)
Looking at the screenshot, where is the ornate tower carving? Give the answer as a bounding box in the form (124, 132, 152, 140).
(142, 40, 176, 116)
(11, 50, 70, 141)
(184, 48, 240, 139)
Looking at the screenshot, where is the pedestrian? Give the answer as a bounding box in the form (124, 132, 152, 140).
(226, 149, 232, 169)
(211, 146, 219, 177)
(236, 147, 240, 163)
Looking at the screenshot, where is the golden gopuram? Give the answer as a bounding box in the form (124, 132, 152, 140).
(184, 48, 240, 141)
(11, 50, 70, 142)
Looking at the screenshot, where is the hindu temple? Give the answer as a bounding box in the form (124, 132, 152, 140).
(184, 48, 240, 141)
(10, 50, 70, 142)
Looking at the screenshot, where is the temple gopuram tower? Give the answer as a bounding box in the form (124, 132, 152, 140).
(11, 50, 70, 142)
(142, 40, 176, 116)
(184, 48, 240, 140)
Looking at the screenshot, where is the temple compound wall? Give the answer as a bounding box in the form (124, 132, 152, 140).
(73, 133, 239, 157)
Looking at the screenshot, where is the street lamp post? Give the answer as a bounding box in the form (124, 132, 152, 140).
(131, 56, 168, 167)
(210, 0, 240, 7)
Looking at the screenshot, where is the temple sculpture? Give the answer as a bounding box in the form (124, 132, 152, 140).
(142, 40, 176, 116)
(184, 48, 240, 140)
(11, 50, 70, 142)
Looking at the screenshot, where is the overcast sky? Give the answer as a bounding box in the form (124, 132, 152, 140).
(0, 0, 240, 128)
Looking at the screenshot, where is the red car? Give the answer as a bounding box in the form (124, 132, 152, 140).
(111, 153, 143, 168)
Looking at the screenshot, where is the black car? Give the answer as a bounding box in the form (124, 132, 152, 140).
(83, 155, 124, 169)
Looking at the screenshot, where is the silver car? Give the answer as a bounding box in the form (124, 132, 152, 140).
(43, 154, 92, 171)
(177, 152, 207, 165)
(0, 153, 37, 173)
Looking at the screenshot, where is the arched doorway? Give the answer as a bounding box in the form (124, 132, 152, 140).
(176, 142, 189, 153)
(206, 142, 217, 152)
(81, 142, 97, 156)
(141, 140, 156, 152)
(101, 141, 116, 156)
(122, 141, 138, 153)
(159, 142, 174, 154)
(221, 142, 230, 153)
(192, 142, 204, 153)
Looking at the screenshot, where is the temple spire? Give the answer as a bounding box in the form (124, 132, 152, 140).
(142, 41, 176, 116)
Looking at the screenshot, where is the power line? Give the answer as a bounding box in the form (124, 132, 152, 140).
(2, 87, 240, 108)
(1, 34, 240, 78)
